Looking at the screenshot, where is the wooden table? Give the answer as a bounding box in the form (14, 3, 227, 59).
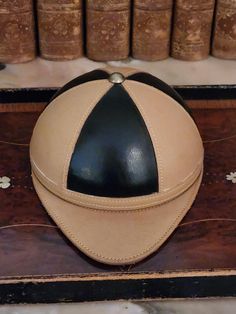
(0, 87, 236, 304)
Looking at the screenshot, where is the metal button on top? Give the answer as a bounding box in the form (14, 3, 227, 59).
(109, 72, 125, 84)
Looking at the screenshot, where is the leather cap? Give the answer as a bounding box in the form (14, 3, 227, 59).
(30, 66, 204, 265)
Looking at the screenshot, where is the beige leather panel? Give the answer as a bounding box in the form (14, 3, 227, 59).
(30, 80, 112, 188)
(31, 162, 201, 211)
(32, 168, 202, 265)
(30, 67, 204, 265)
(102, 66, 140, 77)
(123, 80, 204, 192)
(31, 72, 203, 210)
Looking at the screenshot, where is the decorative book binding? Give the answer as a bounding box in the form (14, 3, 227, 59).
(86, 0, 131, 61)
(132, 0, 173, 61)
(171, 0, 215, 61)
(0, 0, 36, 64)
(37, 0, 83, 61)
(212, 0, 236, 59)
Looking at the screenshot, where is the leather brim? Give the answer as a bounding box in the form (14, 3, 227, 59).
(32, 169, 203, 265)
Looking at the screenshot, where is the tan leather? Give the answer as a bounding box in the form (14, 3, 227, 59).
(123, 81, 204, 192)
(30, 66, 204, 265)
(31, 158, 201, 211)
(32, 169, 203, 265)
(30, 80, 112, 187)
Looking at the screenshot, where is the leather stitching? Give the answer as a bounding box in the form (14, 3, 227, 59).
(34, 169, 202, 263)
(126, 81, 204, 148)
(62, 83, 112, 188)
(31, 162, 202, 210)
(123, 82, 165, 191)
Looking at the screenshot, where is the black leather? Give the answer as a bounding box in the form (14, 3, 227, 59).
(127, 72, 193, 117)
(50, 69, 109, 102)
(67, 84, 158, 197)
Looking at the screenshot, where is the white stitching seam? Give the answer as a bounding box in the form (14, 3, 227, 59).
(62, 83, 112, 188)
(31, 162, 203, 210)
(123, 82, 164, 191)
(35, 169, 202, 263)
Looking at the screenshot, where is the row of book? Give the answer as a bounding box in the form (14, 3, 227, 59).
(0, 0, 236, 64)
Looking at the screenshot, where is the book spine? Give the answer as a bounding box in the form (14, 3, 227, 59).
(0, 0, 36, 64)
(37, 0, 83, 61)
(171, 0, 215, 61)
(86, 0, 131, 61)
(212, 0, 236, 59)
(132, 0, 173, 61)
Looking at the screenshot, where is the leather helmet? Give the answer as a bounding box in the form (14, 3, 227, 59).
(30, 66, 204, 265)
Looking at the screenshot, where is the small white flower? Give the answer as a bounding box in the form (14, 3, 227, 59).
(0, 176, 11, 189)
(226, 172, 236, 184)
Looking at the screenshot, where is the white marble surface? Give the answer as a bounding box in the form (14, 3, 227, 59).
(0, 56, 236, 88)
(1, 299, 236, 314)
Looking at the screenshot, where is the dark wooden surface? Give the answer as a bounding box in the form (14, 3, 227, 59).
(0, 99, 236, 303)
(1, 85, 236, 104)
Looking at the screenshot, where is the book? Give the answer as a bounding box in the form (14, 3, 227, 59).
(171, 0, 215, 61)
(86, 0, 131, 61)
(37, 0, 83, 60)
(0, 0, 36, 63)
(212, 0, 236, 59)
(132, 0, 173, 61)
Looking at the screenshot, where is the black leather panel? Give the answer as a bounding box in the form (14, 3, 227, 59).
(67, 84, 158, 197)
(127, 72, 193, 117)
(50, 69, 109, 102)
